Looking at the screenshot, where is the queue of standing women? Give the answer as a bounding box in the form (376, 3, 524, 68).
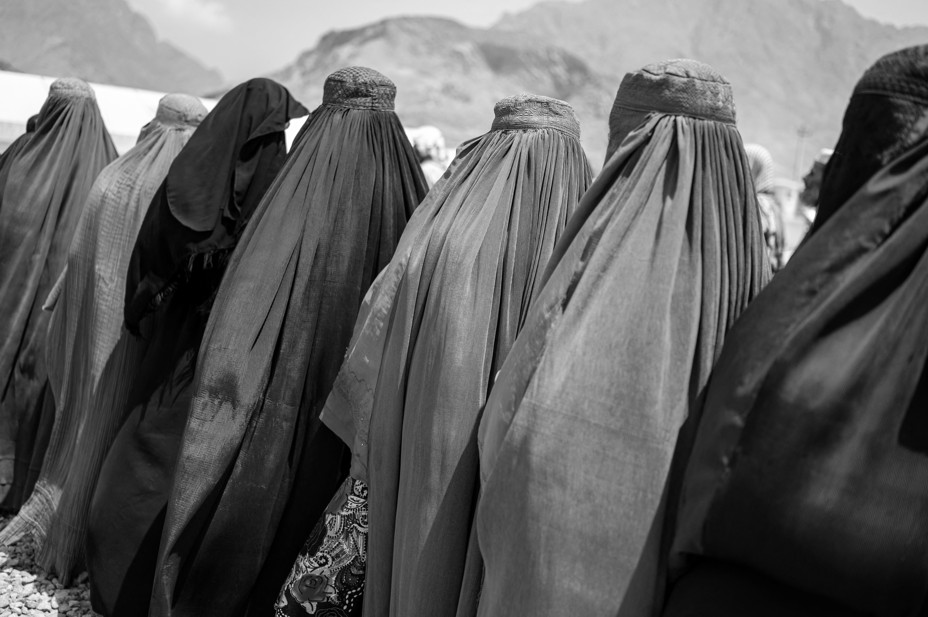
(0, 43, 924, 617)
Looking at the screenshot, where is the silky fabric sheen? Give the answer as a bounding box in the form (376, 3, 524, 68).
(87, 79, 304, 617)
(124, 78, 308, 332)
(154, 74, 427, 617)
(0, 96, 205, 580)
(670, 45, 928, 617)
(0, 80, 117, 510)
(473, 106, 768, 615)
(314, 96, 591, 617)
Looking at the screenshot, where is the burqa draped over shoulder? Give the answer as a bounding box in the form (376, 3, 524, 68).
(472, 60, 769, 617)
(0, 116, 38, 216)
(0, 95, 207, 579)
(667, 45, 928, 617)
(151, 67, 427, 617)
(281, 94, 592, 617)
(0, 79, 117, 510)
(86, 78, 306, 617)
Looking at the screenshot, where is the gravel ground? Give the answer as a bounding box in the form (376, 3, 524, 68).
(0, 517, 98, 616)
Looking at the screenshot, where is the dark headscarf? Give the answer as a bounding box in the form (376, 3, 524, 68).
(124, 77, 308, 332)
(0, 78, 117, 509)
(472, 60, 768, 617)
(149, 67, 427, 617)
(305, 94, 592, 617)
(670, 45, 928, 617)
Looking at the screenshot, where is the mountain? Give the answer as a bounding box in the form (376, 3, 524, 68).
(0, 0, 222, 94)
(494, 0, 928, 173)
(272, 17, 614, 161)
(273, 0, 927, 174)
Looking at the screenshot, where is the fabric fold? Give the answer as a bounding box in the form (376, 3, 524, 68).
(149, 67, 427, 617)
(305, 93, 592, 617)
(0, 78, 117, 511)
(86, 78, 305, 617)
(0, 94, 207, 580)
(471, 59, 768, 617)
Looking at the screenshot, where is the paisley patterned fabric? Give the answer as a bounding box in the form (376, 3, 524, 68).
(276, 478, 369, 617)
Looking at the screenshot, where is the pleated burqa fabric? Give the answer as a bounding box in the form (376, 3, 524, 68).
(472, 60, 769, 617)
(86, 78, 306, 617)
(143, 67, 426, 617)
(667, 45, 928, 617)
(0, 95, 207, 577)
(298, 94, 592, 617)
(0, 79, 117, 511)
(0, 117, 37, 216)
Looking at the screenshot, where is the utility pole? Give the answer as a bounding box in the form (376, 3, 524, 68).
(793, 124, 811, 179)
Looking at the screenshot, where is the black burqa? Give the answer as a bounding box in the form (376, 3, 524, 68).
(151, 67, 427, 617)
(668, 45, 928, 617)
(0, 80, 116, 511)
(86, 78, 307, 617)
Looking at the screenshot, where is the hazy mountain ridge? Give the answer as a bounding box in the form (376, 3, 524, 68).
(273, 17, 614, 160)
(0, 0, 222, 94)
(274, 0, 928, 173)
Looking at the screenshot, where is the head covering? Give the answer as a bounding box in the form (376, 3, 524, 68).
(281, 93, 591, 617)
(85, 80, 304, 617)
(0, 95, 206, 578)
(745, 143, 775, 193)
(472, 59, 768, 617)
(669, 45, 928, 617)
(124, 78, 308, 332)
(130, 67, 427, 617)
(0, 78, 117, 510)
(745, 144, 784, 270)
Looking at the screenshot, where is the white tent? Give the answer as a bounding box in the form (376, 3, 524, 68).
(0, 70, 217, 154)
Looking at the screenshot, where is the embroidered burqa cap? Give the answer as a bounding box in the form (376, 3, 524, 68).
(473, 60, 766, 617)
(137, 93, 206, 142)
(669, 45, 928, 616)
(322, 66, 396, 110)
(606, 59, 735, 163)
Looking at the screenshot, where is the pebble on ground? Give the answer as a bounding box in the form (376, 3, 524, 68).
(0, 517, 97, 617)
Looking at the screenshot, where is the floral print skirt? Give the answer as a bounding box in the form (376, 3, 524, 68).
(275, 477, 368, 616)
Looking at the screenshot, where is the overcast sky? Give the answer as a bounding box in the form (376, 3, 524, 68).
(126, 0, 928, 80)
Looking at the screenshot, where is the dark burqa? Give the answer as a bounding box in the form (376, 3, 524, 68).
(668, 46, 928, 617)
(472, 60, 768, 617)
(307, 95, 592, 617)
(148, 67, 427, 617)
(0, 79, 117, 510)
(86, 78, 307, 617)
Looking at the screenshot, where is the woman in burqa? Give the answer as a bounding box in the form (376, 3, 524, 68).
(0, 94, 208, 580)
(666, 45, 928, 617)
(144, 67, 426, 617)
(276, 94, 592, 617)
(86, 78, 307, 617)
(745, 143, 785, 271)
(472, 60, 769, 617)
(0, 79, 117, 511)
